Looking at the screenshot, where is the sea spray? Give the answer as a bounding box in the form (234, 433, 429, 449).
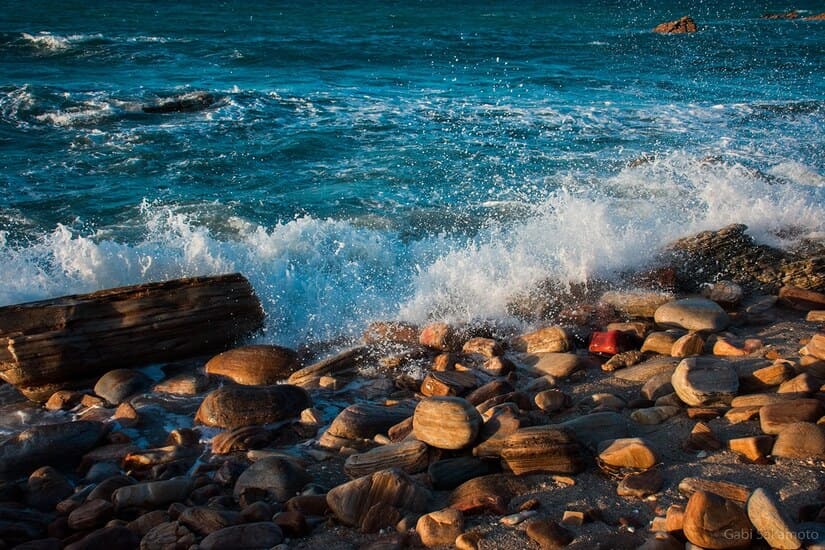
(1, 154, 822, 347)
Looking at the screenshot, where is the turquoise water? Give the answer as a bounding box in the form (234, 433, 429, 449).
(1, 1, 824, 345)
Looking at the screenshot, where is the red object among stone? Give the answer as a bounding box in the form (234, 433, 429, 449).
(589, 330, 632, 356)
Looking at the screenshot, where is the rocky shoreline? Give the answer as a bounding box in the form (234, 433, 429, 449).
(1, 224, 825, 549)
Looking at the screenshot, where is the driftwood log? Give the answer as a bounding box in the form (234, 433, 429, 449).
(0, 273, 264, 401)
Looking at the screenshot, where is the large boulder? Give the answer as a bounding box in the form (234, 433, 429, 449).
(664, 224, 824, 293)
(194, 384, 310, 429)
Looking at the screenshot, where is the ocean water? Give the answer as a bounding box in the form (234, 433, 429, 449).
(1, 1, 824, 347)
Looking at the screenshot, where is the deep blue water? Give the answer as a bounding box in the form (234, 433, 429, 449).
(1, 1, 824, 345)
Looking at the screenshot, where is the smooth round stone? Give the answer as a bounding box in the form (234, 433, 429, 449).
(94, 369, 151, 405)
(26, 466, 72, 511)
(671, 357, 738, 407)
(683, 490, 752, 549)
(326, 469, 430, 529)
(205, 345, 299, 385)
(746, 488, 802, 549)
(413, 397, 482, 450)
(772, 422, 825, 458)
(520, 352, 586, 379)
(534, 389, 569, 413)
(641, 372, 674, 401)
(617, 468, 664, 498)
(654, 297, 730, 332)
(416, 508, 464, 548)
(0, 421, 107, 477)
(760, 399, 824, 435)
(233, 457, 310, 503)
(194, 384, 310, 429)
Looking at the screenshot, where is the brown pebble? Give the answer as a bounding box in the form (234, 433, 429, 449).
(526, 518, 575, 548)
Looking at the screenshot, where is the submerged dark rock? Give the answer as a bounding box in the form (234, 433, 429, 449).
(142, 91, 216, 114)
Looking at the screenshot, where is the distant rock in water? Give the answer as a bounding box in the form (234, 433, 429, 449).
(142, 91, 216, 114)
(653, 16, 698, 34)
(804, 12, 825, 20)
(663, 224, 825, 293)
(762, 11, 799, 20)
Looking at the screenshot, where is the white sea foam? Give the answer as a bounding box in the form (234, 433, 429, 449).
(1, 154, 822, 347)
(20, 32, 103, 53)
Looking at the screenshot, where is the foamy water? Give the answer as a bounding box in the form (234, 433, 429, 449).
(1, 2, 823, 347)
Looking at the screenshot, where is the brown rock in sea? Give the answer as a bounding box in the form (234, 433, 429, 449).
(598, 437, 658, 470)
(199, 522, 284, 550)
(804, 12, 825, 20)
(363, 321, 419, 345)
(194, 383, 310, 429)
(0, 421, 107, 477)
(747, 488, 802, 549)
(153, 373, 211, 395)
(344, 440, 429, 479)
(760, 398, 824, 434)
(772, 422, 825, 458)
(500, 426, 586, 475)
(683, 490, 752, 548)
(233, 456, 311, 502)
(671, 357, 738, 406)
(94, 368, 151, 405)
(462, 337, 503, 358)
(205, 344, 299, 385)
(326, 468, 430, 530)
(413, 396, 482, 450)
(653, 16, 698, 34)
(419, 322, 461, 351)
(416, 508, 464, 548)
(448, 474, 529, 515)
(510, 326, 571, 353)
(322, 401, 415, 449)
